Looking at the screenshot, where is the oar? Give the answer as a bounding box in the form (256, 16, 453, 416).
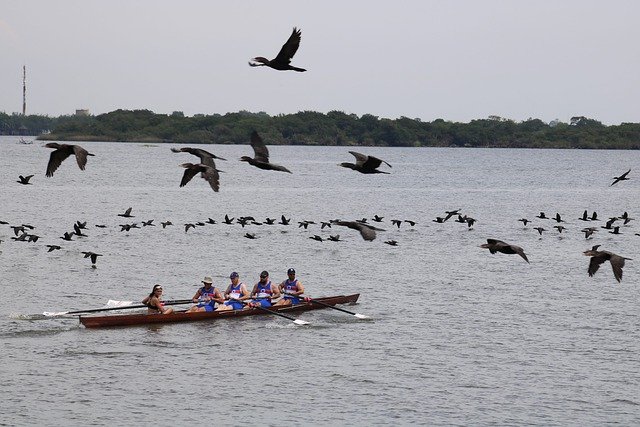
(237, 299, 310, 326)
(42, 299, 194, 317)
(305, 297, 369, 319)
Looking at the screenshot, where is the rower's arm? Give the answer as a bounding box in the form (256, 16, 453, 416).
(192, 289, 202, 302)
(214, 289, 225, 304)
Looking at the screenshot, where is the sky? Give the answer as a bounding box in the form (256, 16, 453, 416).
(1, 0, 639, 125)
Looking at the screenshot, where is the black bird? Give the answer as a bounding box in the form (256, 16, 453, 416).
(75, 221, 87, 229)
(433, 217, 445, 223)
(17, 175, 34, 185)
(372, 215, 384, 222)
(384, 240, 398, 246)
(11, 233, 29, 242)
(45, 143, 94, 177)
(223, 215, 234, 225)
(244, 233, 257, 239)
(46, 244, 61, 252)
(356, 218, 368, 224)
(264, 218, 276, 225)
(536, 212, 547, 219)
(583, 246, 631, 283)
(619, 212, 634, 225)
(553, 213, 565, 223)
(601, 218, 616, 230)
(161, 221, 173, 228)
(590, 211, 598, 221)
(480, 239, 529, 263)
(309, 235, 324, 242)
(578, 210, 590, 221)
(21, 224, 35, 230)
(466, 217, 476, 228)
(206, 218, 217, 225)
(339, 151, 391, 174)
(249, 27, 306, 72)
(391, 220, 402, 228)
(118, 207, 134, 218)
(443, 209, 461, 222)
(279, 215, 291, 225)
(327, 234, 342, 242)
(455, 215, 468, 223)
(404, 220, 417, 227)
(184, 223, 196, 233)
(582, 227, 598, 239)
(73, 223, 87, 237)
(170, 147, 227, 164)
(82, 251, 102, 265)
(60, 232, 74, 241)
(611, 169, 630, 186)
(609, 226, 621, 235)
(142, 220, 155, 227)
(241, 131, 292, 173)
(553, 225, 566, 233)
(179, 163, 220, 192)
(332, 220, 384, 241)
(298, 221, 313, 229)
(195, 222, 206, 227)
(11, 225, 25, 236)
(533, 227, 545, 235)
(320, 222, 332, 229)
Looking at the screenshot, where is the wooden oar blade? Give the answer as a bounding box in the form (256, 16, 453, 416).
(293, 319, 311, 326)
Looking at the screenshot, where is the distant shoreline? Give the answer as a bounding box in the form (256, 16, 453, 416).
(4, 109, 640, 149)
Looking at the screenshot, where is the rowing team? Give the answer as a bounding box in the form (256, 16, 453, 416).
(142, 268, 305, 315)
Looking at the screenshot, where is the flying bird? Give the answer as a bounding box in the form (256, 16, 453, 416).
(240, 131, 292, 173)
(249, 27, 306, 72)
(480, 239, 529, 263)
(170, 147, 227, 164)
(179, 163, 220, 192)
(45, 143, 94, 177)
(611, 169, 630, 186)
(17, 175, 34, 185)
(118, 207, 134, 218)
(339, 151, 391, 174)
(46, 244, 61, 252)
(332, 220, 384, 241)
(583, 246, 631, 283)
(327, 234, 342, 242)
(82, 251, 102, 265)
(309, 235, 324, 242)
(384, 240, 398, 246)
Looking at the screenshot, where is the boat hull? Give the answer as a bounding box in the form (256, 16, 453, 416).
(79, 294, 360, 328)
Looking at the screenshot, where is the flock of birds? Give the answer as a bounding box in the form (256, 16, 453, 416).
(3, 27, 637, 284)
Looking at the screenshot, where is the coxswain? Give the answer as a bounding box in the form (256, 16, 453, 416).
(142, 284, 174, 314)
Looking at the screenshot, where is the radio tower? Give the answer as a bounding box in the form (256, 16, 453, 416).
(22, 65, 26, 115)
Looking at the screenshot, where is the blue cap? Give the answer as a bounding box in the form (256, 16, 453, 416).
(287, 268, 295, 274)
(230, 272, 239, 279)
(260, 270, 269, 278)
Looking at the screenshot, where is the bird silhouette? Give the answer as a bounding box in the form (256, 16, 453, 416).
(443, 209, 461, 222)
(241, 131, 292, 173)
(339, 151, 391, 174)
(244, 233, 257, 239)
(249, 27, 306, 72)
(480, 239, 529, 263)
(391, 220, 402, 228)
(404, 220, 417, 227)
(60, 232, 74, 241)
(223, 215, 234, 225)
(184, 223, 196, 233)
(578, 210, 590, 221)
(553, 213, 565, 223)
(45, 143, 94, 177)
(142, 220, 155, 227)
(82, 251, 102, 265)
(264, 217, 276, 225)
(279, 215, 291, 225)
(590, 211, 598, 221)
(170, 146, 227, 164)
(118, 207, 134, 218)
(611, 169, 630, 186)
(553, 225, 566, 233)
(583, 246, 631, 282)
(332, 220, 384, 241)
(309, 235, 324, 242)
(161, 221, 173, 228)
(320, 222, 332, 229)
(581, 227, 598, 239)
(206, 218, 217, 225)
(17, 175, 34, 185)
(372, 215, 384, 222)
(384, 240, 398, 246)
(533, 227, 545, 235)
(46, 244, 61, 252)
(536, 212, 547, 219)
(179, 163, 220, 192)
(327, 234, 342, 242)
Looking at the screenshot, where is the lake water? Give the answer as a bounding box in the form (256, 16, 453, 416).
(1, 135, 639, 426)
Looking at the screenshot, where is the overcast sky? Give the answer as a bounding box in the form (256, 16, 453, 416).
(2, 0, 639, 124)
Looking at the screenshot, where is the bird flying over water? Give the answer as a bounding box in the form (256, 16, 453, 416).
(118, 207, 134, 218)
(17, 175, 34, 185)
(179, 163, 220, 192)
(611, 169, 630, 186)
(332, 220, 384, 241)
(241, 131, 292, 173)
(583, 246, 631, 283)
(45, 143, 94, 177)
(249, 27, 306, 72)
(171, 147, 227, 165)
(339, 151, 391, 174)
(480, 239, 529, 263)
(82, 251, 102, 265)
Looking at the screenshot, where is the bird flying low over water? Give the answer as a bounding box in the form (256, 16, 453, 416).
(331, 220, 385, 241)
(82, 251, 102, 265)
(583, 245, 631, 283)
(241, 131, 292, 173)
(179, 163, 220, 192)
(339, 151, 391, 174)
(171, 147, 227, 164)
(17, 175, 34, 185)
(249, 27, 306, 72)
(480, 239, 529, 263)
(45, 143, 94, 177)
(611, 169, 630, 186)
(118, 207, 134, 218)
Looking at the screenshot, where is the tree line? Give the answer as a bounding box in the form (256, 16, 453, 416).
(2, 109, 640, 149)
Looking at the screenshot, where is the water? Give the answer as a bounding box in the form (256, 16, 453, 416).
(1, 135, 639, 425)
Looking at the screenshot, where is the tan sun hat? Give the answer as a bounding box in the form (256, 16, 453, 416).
(202, 276, 213, 284)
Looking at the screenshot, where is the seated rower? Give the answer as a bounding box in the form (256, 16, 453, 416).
(248, 271, 281, 308)
(142, 284, 174, 314)
(273, 268, 305, 306)
(186, 276, 224, 313)
(216, 272, 251, 311)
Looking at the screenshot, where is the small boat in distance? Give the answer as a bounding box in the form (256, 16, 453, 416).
(80, 294, 360, 328)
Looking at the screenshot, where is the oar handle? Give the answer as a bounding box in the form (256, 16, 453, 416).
(63, 299, 194, 315)
(237, 299, 308, 324)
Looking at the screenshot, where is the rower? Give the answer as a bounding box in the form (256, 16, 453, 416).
(142, 284, 174, 314)
(216, 272, 251, 311)
(186, 276, 224, 313)
(249, 271, 281, 308)
(274, 268, 305, 306)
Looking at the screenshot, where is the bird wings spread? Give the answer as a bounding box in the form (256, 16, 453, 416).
(273, 27, 302, 65)
(250, 131, 270, 162)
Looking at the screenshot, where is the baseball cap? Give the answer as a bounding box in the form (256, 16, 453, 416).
(287, 268, 295, 274)
(260, 270, 269, 278)
(230, 272, 239, 279)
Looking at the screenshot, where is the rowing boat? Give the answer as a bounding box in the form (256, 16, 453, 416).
(79, 294, 360, 328)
